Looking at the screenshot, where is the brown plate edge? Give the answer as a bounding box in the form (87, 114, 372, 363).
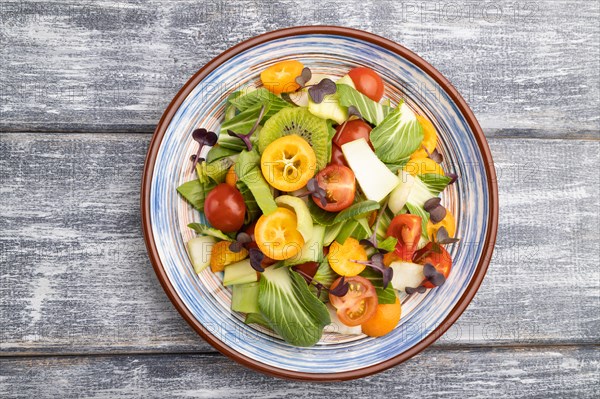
(140, 25, 499, 382)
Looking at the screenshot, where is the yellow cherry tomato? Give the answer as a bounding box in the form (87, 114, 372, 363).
(361, 296, 402, 337)
(410, 115, 438, 159)
(225, 165, 237, 187)
(254, 207, 305, 260)
(404, 157, 444, 176)
(210, 241, 248, 272)
(260, 60, 304, 94)
(426, 208, 456, 241)
(327, 238, 368, 276)
(261, 135, 317, 192)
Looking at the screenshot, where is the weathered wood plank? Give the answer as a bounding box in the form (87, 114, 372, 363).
(0, 133, 598, 355)
(0, 0, 598, 135)
(1, 347, 598, 397)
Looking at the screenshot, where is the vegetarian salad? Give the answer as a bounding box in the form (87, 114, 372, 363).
(177, 60, 460, 347)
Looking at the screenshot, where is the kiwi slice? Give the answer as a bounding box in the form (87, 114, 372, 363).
(258, 107, 329, 170)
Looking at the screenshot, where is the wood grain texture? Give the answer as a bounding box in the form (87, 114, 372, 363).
(1, 347, 599, 398)
(1, 133, 598, 355)
(0, 0, 598, 136)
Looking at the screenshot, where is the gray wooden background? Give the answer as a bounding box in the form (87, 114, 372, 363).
(1, 1, 598, 397)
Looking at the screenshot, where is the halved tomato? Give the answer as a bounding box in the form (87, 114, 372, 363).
(386, 214, 422, 261)
(413, 242, 452, 289)
(333, 120, 373, 149)
(329, 276, 378, 326)
(329, 143, 348, 167)
(312, 164, 356, 212)
(254, 207, 305, 260)
(347, 67, 385, 102)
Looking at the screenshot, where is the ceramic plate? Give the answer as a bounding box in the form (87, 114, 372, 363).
(141, 26, 498, 381)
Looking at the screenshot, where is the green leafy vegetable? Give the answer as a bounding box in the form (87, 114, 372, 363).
(406, 175, 438, 207)
(236, 180, 261, 224)
(323, 222, 344, 246)
(187, 223, 233, 241)
(244, 312, 271, 329)
(224, 104, 237, 122)
(217, 133, 258, 152)
(336, 84, 392, 125)
(377, 236, 398, 252)
(308, 199, 380, 226)
(385, 161, 408, 173)
(335, 217, 372, 244)
(334, 219, 358, 244)
(176, 179, 215, 211)
(419, 173, 452, 196)
(229, 88, 291, 120)
(370, 102, 424, 164)
(405, 202, 430, 239)
(258, 267, 331, 347)
(360, 268, 397, 304)
(333, 200, 380, 223)
(206, 146, 239, 163)
(309, 260, 339, 302)
(196, 156, 236, 184)
(235, 149, 277, 215)
(375, 207, 395, 241)
(220, 102, 271, 135)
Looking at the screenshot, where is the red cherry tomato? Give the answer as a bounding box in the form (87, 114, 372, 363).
(348, 67, 385, 102)
(413, 242, 452, 289)
(329, 276, 378, 326)
(204, 183, 246, 233)
(312, 165, 356, 212)
(386, 214, 422, 261)
(333, 120, 373, 149)
(329, 144, 348, 167)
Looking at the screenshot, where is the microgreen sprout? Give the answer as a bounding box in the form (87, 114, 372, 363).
(227, 104, 266, 151)
(351, 253, 393, 289)
(405, 285, 427, 295)
(329, 276, 350, 297)
(292, 67, 337, 104)
(446, 172, 459, 185)
(294, 67, 312, 88)
(424, 197, 447, 224)
(295, 178, 329, 207)
(360, 199, 390, 250)
(307, 78, 337, 104)
(228, 232, 253, 253)
(435, 226, 460, 245)
(423, 263, 446, 287)
(190, 128, 218, 171)
(292, 269, 349, 298)
(424, 146, 444, 164)
(248, 248, 265, 272)
(347, 105, 362, 119)
(412, 242, 443, 264)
